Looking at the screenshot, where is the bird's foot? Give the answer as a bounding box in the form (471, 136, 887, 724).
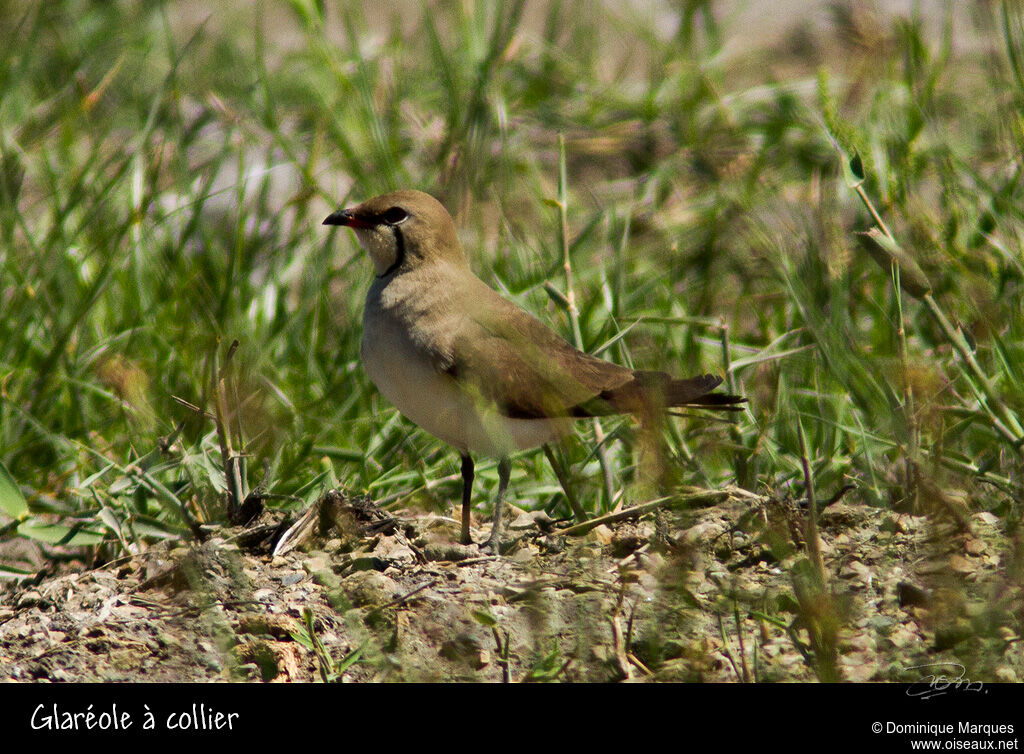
(480, 525, 506, 555)
(479, 537, 501, 555)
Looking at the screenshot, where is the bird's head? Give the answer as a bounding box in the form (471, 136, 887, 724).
(323, 190, 465, 277)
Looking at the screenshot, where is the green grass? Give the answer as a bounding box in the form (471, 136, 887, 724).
(1, 0, 1023, 674)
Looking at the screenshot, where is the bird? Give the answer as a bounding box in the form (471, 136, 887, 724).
(323, 189, 743, 552)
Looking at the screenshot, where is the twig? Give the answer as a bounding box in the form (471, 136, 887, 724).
(558, 490, 727, 536)
(455, 555, 498, 566)
(852, 173, 1024, 450)
(491, 627, 511, 683)
(366, 580, 436, 616)
(304, 608, 334, 683)
(171, 396, 214, 420)
(892, 263, 920, 510)
(796, 419, 826, 587)
(733, 597, 750, 683)
(553, 133, 616, 509)
(719, 318, 749, 487)
(717, 612, 744, 682)
(212, 339, 246, 520)
(610, 613, 632, 681)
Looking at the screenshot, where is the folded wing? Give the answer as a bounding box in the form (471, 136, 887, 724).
(445, 290, 743, 419)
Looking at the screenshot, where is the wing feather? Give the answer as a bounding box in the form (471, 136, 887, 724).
(440, 285, 741, 419)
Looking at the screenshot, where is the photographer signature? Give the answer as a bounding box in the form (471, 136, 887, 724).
(905, 663, 986, 700)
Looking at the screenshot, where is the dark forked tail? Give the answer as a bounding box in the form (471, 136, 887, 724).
(574, 371, 745, 417)
(663, 373, 746, 410)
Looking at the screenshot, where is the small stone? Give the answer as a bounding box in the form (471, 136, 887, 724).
(423, 543, 475, 562)
(237, 614, 299, 639)
(340, 570, 398, 608)
(371, 537, 415, 564)
(440, 634, 490, 669)
(348, 556, 390, 572)
(611, 527, 644, 558)
(539, 535, 565, 554)
(995, 667, 1017, 683)
(964, 538, 986, 555)
(933, 620, 973, 651)
(886, 625, 921, 650)
(302, 555, 331, 574)
(512, 545, 537, 563)
(840, 652, 877, 682)
(948, 555, 974, 574)
(839, 560, 872, 585)
(916, 559, 948, 575)
(280, 572, 304, 586)
(311, 568, 341, 590)
(897, 582, 929, 608)
(510, 512, 539, 531)
(16, 591, 47, 609)
(677, 520, 726, 547)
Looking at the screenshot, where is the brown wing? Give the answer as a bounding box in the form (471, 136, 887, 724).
(446, 288, 741, 419)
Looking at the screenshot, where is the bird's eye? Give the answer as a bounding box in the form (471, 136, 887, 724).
(382, 207, 409, 225)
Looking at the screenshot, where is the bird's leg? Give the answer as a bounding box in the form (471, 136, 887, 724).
(482, 457, 511, 554)
(460, 454, 474, 545)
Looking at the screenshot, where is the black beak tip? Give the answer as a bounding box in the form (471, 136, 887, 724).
(323, 211, 346, 226)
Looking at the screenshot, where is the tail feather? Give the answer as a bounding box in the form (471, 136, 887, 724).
(678, 391, 747, 411)
(664, 373, 745, 410)
(574, 371, 745, 416)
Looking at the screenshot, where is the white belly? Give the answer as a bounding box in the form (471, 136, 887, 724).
(361, 309, 570, 457)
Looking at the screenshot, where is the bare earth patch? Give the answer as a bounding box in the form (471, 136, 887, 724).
(2, 489, 1020, 683)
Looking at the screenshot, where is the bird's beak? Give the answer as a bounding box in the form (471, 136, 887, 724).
(323, 209, 373, 228)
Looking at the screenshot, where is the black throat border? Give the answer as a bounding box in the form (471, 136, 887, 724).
(377, 226, 406, 278)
